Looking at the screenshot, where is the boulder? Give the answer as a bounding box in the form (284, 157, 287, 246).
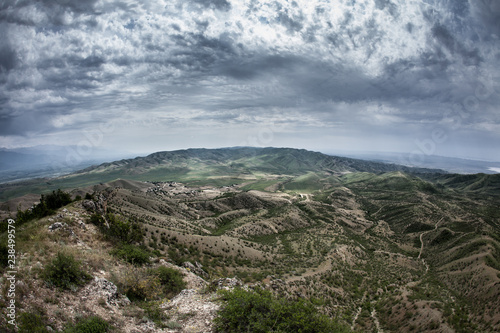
(83, 277, 130, 306)
(182, 261, 208, 278)
(48, 222, 67, 231)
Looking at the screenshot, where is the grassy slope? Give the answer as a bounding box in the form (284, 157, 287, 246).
(1, 148, 499, 332)
(0, 147, 448, 201)
(76, 169, 497, 332)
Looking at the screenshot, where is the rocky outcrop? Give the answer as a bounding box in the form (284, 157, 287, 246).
(212, 277, 244, 290)
(162, 289, 220, 333)
(81, 193, 107, 215)
(48, 222, 75, 236)
(48, 222, 67, 231)
(82, 277, 130, 307)
(182, 261, 208, 278)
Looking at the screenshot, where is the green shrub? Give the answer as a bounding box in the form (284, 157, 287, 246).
(16, 189, 73, 224)
(153, 266, 186, 297)
(90, 213, 143, 244)
(0, 219, 9, 233)
(64, 316, 111, 333)
(114, 268, 162, 302)
(42, 189, 72, 211)
(214, 287, 351, 333)
(43, 252, 91, 290)
(167, 248, 185, 266)
(140, 301, 169, 327)
(113, 266, 185, 303)
(17, 312, 50, 333)
(111, 244, 151, 265)
(0, 243, 8, 268)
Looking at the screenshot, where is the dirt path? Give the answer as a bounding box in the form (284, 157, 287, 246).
(372, 205, 386, 217)
(418, 217, 443, 259)
(418, 232, 425, 259)
(298, 193, 312, 202)
(351, 292, 367, 331)
(371, 309, 384, 333)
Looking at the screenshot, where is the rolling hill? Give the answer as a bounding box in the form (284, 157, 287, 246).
(0, 147, 447, 202)
(1, 147, 499, 332)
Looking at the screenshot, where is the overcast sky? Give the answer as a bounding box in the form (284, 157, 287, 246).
(1, 0, 499, 162)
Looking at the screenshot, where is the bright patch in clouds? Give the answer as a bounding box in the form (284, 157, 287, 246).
(0, 0, 499, 160)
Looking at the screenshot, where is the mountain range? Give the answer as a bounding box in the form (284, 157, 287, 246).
(0, 147, 499, 332)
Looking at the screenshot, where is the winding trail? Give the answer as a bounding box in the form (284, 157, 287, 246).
(417, 218, 443, 275)
(351, 292, 367, 331)
(371, 309, 384, 333)
(417, 232, 425, 259)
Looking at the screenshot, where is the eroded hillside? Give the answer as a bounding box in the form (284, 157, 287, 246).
(70, 171, 500, 332)
(1, 148, 499, 332)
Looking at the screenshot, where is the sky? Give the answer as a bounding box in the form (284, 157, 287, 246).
(1, 0, 500, 163)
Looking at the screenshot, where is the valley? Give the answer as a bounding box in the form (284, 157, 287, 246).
(1, 147, 499, 332)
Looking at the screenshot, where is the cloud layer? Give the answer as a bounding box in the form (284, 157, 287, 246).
(1, 0, 499, 160)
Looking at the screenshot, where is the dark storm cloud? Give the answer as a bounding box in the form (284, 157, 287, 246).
(191, 0, 231, 11)
(217, 55, 300, 80)
(0, 43, 16, 73)
(0, 0, 499, 160)
(470, 0, 500, 35)
(431, 24, 482, 66)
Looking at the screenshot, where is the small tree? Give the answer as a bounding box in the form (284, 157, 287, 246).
(111, 244, 151, 265)
(154, 266, 186, 298)
(43, 252, 91, 290)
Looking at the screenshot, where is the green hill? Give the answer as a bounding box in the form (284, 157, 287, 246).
(0, 147, 447, 201)
(0, 147, 499, 332)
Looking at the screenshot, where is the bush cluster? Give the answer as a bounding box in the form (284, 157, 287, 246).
(0, 243, 8, 268)
(64, 315, 112, 333)
(17, 312, 50, 333)
(110, 244, 151, 266)
(16, 189, 72, 225)
(89, 213, 143, 244)
(214, 287, 350, 333)
(43, 252, 92, 290)
(114, 266, 186, 302)
(154, 266, 187, 298)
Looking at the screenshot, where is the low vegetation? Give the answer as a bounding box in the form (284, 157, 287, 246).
(42, 252, 92, 290)
(110, 244, 151, 266)
(214, 287, 350, 333)
(0, 148, 499, 332)
(112, 265, 186, 302)
(15, 189, 72, 225)
(64, 316, 112, 333)
(89, 213, 143, 244)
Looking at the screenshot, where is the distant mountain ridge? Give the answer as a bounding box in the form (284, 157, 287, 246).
(5, 147, 500, 203)
(78, 147, 448, 176)
(332, 151, 500, 174)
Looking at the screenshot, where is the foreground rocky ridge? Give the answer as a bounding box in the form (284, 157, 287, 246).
(0, 203, 233, 332)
